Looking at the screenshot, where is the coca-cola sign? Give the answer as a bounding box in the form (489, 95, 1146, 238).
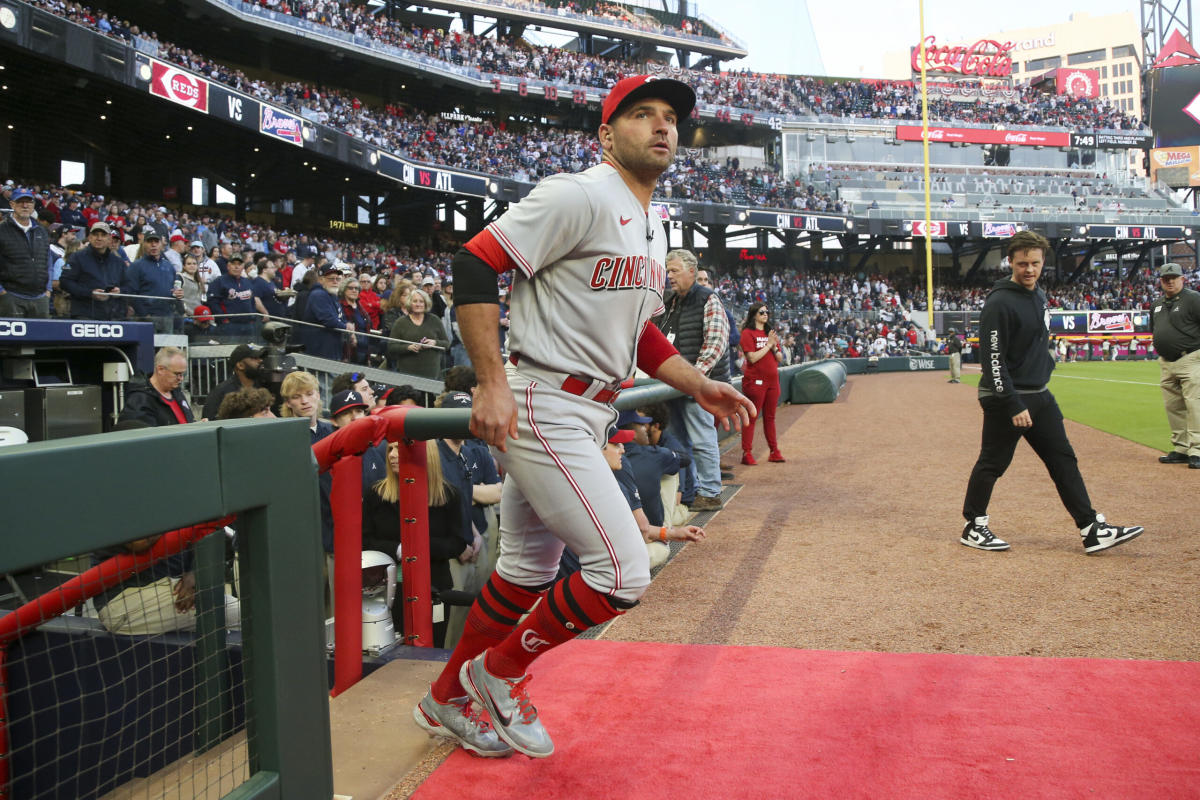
(911, 36, 1015, 78)
(895, 125, 1070, 147)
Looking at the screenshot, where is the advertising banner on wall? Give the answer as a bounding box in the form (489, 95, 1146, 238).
(1149, 146, 1200, 187)
(147, 59, 209, 113)
(895, 125, 1070, 146)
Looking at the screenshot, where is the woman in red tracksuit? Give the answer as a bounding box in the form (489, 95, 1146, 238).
(738, 302, 785, 465)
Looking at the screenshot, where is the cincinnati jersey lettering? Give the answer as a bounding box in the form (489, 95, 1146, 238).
(588, 255, 666, 292)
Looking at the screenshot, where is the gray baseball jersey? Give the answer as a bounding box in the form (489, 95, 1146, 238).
(489, 161, 668, 381)
(483, 161, 670, 601)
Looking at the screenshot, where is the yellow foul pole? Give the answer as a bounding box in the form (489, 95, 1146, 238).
(919, 0, 934, 329)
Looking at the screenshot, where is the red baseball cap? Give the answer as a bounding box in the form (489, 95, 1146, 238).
(607, 427, 635, 445)
(601, 74, 695, 125)
(193, 305, 214, 323)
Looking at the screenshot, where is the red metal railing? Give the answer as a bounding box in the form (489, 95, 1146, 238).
(312, 407, 434, 697)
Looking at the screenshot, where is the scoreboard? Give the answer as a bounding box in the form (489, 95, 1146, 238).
(1048, 310, 1151, 334)
(1084, 224, 1189, 240)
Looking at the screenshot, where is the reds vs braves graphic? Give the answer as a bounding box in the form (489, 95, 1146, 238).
(149, 60, 209, 112)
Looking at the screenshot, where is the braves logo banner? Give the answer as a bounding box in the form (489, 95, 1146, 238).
(260, 106, 303, 146)
(1088, 311, 1134, 334)
(148, 60, 209, 113)
(895, 125, 1070, 147)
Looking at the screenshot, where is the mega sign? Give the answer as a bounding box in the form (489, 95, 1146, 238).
(911, 36, 1015, 78)
(895, 125, 1070, 147)
(148, 60, 208, 112)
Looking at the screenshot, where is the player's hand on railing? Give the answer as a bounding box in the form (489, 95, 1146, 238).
(471, 379, 519, 452)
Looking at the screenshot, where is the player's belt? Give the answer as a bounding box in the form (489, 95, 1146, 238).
(509, 353, 625, 404)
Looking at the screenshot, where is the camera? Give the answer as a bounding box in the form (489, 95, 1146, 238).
(257, 321, 300, 391)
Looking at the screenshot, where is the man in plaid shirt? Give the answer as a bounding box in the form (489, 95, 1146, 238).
(656, 249, 730, 511)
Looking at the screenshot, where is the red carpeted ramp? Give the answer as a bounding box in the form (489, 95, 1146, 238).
(413, 640, 1200, 799)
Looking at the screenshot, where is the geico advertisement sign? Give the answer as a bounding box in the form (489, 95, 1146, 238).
(71, 323, 125, 338)
(0, 320, 28, 336)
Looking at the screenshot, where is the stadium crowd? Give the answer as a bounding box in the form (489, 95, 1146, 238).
(36, 0, 1141, 134)
(25, 0, 1167, 224)
(5, 174, 1185, 364)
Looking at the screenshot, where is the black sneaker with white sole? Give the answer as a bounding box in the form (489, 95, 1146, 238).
(960, 515, 1010, 551)
(1080, 514, 1143, 554)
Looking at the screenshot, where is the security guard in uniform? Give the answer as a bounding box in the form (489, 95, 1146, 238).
(1150, 262, 1200, 468)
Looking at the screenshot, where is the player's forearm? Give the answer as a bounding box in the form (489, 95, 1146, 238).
(653, 353, 709, 398)
(457, 303, 507, 387)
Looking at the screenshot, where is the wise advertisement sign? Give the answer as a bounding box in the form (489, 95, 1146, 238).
(1150, 146, 1200, 187)
(147, 60, 208, 113)
(895, 125, 1069, 147)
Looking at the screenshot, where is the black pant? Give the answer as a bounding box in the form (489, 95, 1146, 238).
(963, 390, 1095, 529)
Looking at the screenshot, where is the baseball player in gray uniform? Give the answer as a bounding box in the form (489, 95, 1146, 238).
(412, 75, 754, 758)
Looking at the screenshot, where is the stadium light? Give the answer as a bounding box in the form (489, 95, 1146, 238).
(845, 220, 855, 231)
(0, 8, 16, 29)
(368, 151, 378, 166)
(137, 63, 151, 81)
(1186, 228, 1193, 236)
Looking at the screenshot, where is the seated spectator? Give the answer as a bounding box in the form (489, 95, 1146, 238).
(443, 365, 477, 395)
(563, 426, 704, 574)
(617, 408, 681, 531)
(329, 389, 370, 429)
(202, 343, 265, 420)
(280, 370, 335, 567)
(363, 439, 476, 647)
(330, 370, 378, 407)
(215, 386, 277, 420)
(186, 305, 220, 343)
(643, 402, 691, 526)
(118, 346, 195, 427)
(379, 383, 422, 407)
(93, 417, 240, 635)
(439, 391, 501, 566)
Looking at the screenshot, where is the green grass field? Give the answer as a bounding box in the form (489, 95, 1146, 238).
(963, 360, 1167, 452)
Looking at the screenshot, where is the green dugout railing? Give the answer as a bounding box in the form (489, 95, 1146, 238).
(0, 419, 332, 800)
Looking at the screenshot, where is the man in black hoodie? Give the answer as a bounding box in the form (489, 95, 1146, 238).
(960, 231, 1142, 555)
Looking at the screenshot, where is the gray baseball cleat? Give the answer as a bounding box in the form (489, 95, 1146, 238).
(460, 652, 554, 758)
(413, 690, 514, 757)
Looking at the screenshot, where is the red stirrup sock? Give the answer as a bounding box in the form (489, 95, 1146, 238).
(486, 571, 623, 678)
(431, 573, 545, 703)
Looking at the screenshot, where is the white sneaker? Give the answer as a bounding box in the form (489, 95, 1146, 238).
(960, 515, 1010, 551)
(1080, 514, 1143, 554)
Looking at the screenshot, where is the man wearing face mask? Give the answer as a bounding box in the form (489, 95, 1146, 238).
(202, 344, 266, 420)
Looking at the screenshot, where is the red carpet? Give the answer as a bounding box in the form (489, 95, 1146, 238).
(413, 640, 1200, 799)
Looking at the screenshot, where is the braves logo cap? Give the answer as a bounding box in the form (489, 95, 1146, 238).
(329, 390, 369, 416)
(601, 74, 695, 125)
